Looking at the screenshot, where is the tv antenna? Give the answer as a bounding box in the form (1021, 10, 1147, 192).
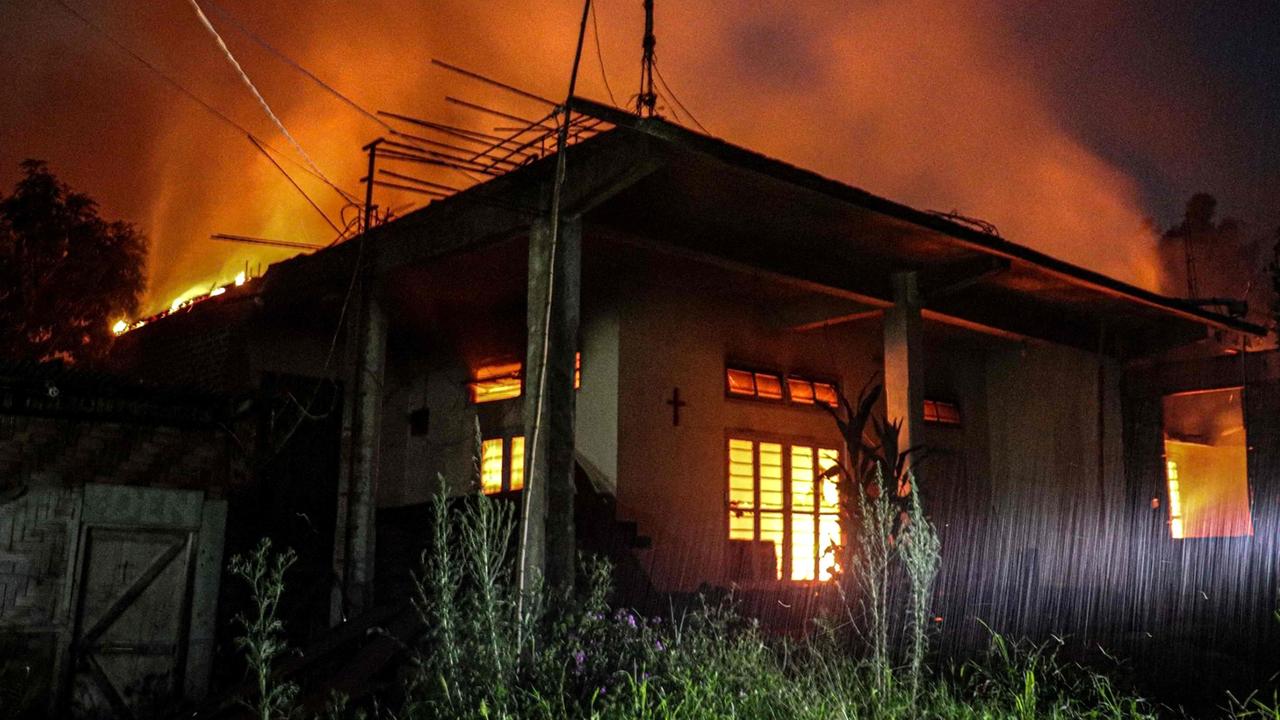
(636, 0, 657, 116)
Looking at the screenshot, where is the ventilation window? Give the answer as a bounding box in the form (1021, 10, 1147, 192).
(1162, 388, 1251, 539)
(923, 399, 961, 426)
(470, 362, 522, 404)
(469, 353, 581, 404)
(480, 435, 525, 494)
(729, 367, 838, 407)
(726, 368, 785, 401)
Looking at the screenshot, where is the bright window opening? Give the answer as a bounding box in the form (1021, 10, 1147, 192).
(469, 354, 581, 404)
(727, 437, 841, 581)
(480, 435, 526, 494)
(727, 367, 838, 407)
(1162, 388, 1251, 539)
(923, 399, 961, 426)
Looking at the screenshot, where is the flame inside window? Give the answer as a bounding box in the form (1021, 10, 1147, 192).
(480, 435, 526, 494)
(1162, 387, 1251, 539)
(727, 437, 841, 581)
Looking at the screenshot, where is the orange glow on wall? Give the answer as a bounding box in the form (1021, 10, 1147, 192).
(1162, 388, 1252, 539)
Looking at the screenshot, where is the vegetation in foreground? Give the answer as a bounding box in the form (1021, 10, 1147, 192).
(226, 479, 1280, 720)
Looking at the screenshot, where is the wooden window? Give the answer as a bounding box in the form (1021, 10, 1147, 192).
(726, 436, 841, 581)
(923, 399, 961, 426)
(480, 435, 526, 494)
(1162, 388, 1251, 539)
(469, 353, 581, 404)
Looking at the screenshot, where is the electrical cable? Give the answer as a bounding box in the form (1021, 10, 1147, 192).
(47, 0, 358, 205)
(653, 59, 710, 134)
(203, 0, 396, 134)
(247, 135, 342, 235)
(589, 0, 619, 106)
(185, 0, 340, 195)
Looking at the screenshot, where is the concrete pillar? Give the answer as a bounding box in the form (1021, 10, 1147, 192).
(335, 288, 386, 621)
(520, 215, 582, 597)
(883, 271, 924, 469)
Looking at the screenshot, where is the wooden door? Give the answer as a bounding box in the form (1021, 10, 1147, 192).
(69, 527, 194, 719)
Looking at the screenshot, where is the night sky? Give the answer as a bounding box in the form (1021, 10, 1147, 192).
(2, 0, 1277, 315)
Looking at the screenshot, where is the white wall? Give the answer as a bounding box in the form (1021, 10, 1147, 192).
(615, 276, 881, 592)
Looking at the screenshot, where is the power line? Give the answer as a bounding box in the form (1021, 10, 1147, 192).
(589, 0, 619, 106)
(203, 0, 396, 134)
(185, 0, 338, 192)
(246, 135, 342, 235)
(653, 59, 709, 134)
(47, 0, 358, 204)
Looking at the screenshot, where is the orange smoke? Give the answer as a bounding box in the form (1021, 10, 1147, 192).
(2, 0, 1168, 313)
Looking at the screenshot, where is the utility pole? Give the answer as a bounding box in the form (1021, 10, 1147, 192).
(519, 0, 592, 602)
(361, 138, 383, 233)
(636, 0, 657, 116)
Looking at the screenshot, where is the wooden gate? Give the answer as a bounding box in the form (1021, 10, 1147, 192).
(69, 528, 194, 717)
(61, 485, 225, 719)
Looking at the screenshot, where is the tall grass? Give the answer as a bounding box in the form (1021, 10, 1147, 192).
(230, 489, 1244, 720)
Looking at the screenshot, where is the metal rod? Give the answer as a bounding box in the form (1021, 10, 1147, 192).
(370, 179, 449, 197)
(378, 169, 461, 193)
(211, 233, 321, 250)
(377, 147, 504, 174)
(446, 96, 555, 129)
(363, 139, 381, 232)
(378, 110, 504, 143)
(431, 58, 557, 106)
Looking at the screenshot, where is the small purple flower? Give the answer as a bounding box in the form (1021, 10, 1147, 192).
(654, 638, 665, 652)
(573, 649, 586, 673)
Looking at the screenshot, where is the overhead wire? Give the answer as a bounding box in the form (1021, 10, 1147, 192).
(653, 59, 710, 135)
(202, 0, 396, 134)
(246, 135, 342, 236)
(47, 0, 358, 205)
(184, 0, 339, 191)
(589, 0, 619, 107)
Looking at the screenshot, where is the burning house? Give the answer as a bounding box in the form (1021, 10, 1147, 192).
(102, 98, 1277, 700)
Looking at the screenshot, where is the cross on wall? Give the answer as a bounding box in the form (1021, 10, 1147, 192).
(667, 387, 687, 426)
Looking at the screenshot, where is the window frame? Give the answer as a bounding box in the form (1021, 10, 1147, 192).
(724, 430, 843, 583)
(1160, 384, 1253, 542)
(480, 433, 526, 495)
(469, 353, 582, 405)
(724, 365, 840, 409)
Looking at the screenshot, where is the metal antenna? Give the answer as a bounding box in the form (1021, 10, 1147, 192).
(636, 0, 657, 116)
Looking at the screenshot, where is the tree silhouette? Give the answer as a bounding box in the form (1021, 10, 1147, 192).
(1160, 193, 1242, 298)
(0, 160, 147, 364)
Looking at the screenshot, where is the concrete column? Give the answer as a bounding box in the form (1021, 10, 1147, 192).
(883, 271, 924, 468)
(335, 287, 386, 621)
(520, 215, 582, 597)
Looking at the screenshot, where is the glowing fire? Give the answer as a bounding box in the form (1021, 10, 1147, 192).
(111, 268, 258, 336)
